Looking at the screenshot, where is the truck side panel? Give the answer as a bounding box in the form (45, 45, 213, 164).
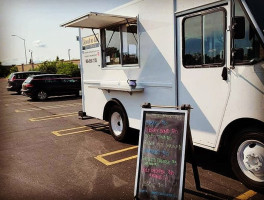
(82, 0, 176, 129)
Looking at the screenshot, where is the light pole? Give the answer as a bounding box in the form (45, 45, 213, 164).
(29, 49, 33, 63)
(12, 35, 28, 64)
(68, 49, 71, 61)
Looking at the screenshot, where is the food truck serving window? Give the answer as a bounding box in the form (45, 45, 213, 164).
(61, 12, 138, 67)
(101, 22, 138, 67)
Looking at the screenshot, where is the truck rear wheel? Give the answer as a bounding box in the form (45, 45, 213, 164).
(109, 105, 128, 141)
(230, 130, 264, 192)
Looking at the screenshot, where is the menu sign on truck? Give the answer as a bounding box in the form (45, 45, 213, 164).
(134, 109, 188, 200)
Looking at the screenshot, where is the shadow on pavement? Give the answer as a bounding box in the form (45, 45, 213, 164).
(188, 146, 235, 179)
(185, 188, 233, 200)
(185, 146, 238, 199)
(28, 95, 82, 102)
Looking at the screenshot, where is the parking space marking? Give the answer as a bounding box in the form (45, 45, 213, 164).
(29, 112, 77, 122)
(52, 126, 92, 136)
(52, 126, 87, 136)
(52, 123, 109, 136)
(15, 103, 81, 113)
(5, 102, 29, 106)
(95, 146, 138, 166)
(234, 190, 257, 200)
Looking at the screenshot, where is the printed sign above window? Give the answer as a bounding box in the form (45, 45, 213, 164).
(82, 34, 99, 50)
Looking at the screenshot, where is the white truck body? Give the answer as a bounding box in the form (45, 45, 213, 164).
(62, 0, 264, 190)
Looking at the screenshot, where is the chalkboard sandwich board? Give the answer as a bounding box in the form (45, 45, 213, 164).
(134, 109, 188, 200)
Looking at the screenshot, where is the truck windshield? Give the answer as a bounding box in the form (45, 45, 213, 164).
(244, 0, 264, 39)
(234, 0, 264, 64)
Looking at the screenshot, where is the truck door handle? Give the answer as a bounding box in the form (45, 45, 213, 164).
(221, 67, 228, 80)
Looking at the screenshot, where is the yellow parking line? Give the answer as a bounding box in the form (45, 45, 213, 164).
(53, 128, 91, 136)
(15, 103, 81, 113)
(53, 129, 90, 136)
(95, 146, 138, 166)
(234, 190, 257, 200)
(52, 124, 108, 136)
(29, 112, 77, 122)
(16, 107, 41, 112)
(53, 126, 87, 134)
(5, 102, 29, 106)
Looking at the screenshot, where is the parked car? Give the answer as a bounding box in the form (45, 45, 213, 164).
(21, 74, 81, 100)
(7, 71, 44, 94)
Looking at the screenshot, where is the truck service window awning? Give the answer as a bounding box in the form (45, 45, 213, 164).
(61, 12, 137, 29)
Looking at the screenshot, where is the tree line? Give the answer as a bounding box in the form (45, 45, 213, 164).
(0, 59, 80, 78)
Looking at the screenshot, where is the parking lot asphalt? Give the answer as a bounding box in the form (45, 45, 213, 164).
(0, 78, 263, 200)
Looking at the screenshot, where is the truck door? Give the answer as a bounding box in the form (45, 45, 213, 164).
(176, 6, 230, 148)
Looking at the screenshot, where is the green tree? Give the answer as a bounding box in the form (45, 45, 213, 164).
(38, 61, 57, 74)
(27, 59, 80, 77)
(10, 66, 18, 73)
(56, 61, 80, 77)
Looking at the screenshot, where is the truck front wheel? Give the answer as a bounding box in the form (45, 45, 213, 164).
(230, 130, 264, 192)
(109, 105, 128, 142)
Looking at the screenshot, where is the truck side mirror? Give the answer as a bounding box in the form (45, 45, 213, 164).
(234, 48, 244, 61)
(233, 16, 245, 39)
(232, 48, 244, 68)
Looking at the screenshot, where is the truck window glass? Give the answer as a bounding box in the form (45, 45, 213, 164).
(234, 0, 264, 64)
(184, 15, 202, 66)
(183, 10, 225, 67)
(102, 21, 138, 67)
(203, 12, 225, 64)
(244, 0, 264, 37)
(121, 23, 138, 65)
(105, 26, 121, 65)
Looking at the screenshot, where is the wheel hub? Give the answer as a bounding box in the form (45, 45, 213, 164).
(111, 112, 123, 137)
(244, 153, 262, 172)
(238, 140, 264, 182)
(38, 91, 47, 100)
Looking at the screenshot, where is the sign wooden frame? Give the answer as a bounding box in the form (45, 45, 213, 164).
(134, 108, 188, 200)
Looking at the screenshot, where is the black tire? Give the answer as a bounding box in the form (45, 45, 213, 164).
(37, 90, 48, 100)
(229, 129, 264, 192)
(31, 96, 38, 101)
(108, 105, 129, 142)
(75, 91, 80, 97)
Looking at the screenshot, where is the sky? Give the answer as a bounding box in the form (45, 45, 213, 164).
(0, 0, 132, 65)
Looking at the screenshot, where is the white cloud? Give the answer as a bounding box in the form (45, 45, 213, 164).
(33, 40, 47, 48)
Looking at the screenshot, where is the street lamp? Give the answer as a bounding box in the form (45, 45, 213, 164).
(11, 35, 28, 64)
(68, 49, 71, 61)
(29, 49, 33, 64)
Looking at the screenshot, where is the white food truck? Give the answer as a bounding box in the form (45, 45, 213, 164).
(62, 0, 264, 191)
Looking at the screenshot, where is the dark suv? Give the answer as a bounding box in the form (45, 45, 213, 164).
(7, 71, 44, 94)
(21, 74, 81, 100)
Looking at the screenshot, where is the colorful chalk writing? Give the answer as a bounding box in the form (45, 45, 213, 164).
(145, 133, 173, 141)
(145, 119, 168, 127)
(135, 109, 187, 200)
(143, 148, 169, 156)
(141, 167, 176, 181)
(145, 127, 178, 134)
